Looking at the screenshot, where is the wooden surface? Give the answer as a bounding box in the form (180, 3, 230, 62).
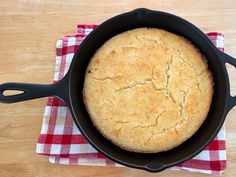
(0, 0, 236, 176)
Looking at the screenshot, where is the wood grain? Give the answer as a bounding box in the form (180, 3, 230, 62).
(0, 0, 236, 176)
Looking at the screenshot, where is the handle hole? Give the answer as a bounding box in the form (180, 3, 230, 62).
(225, 63, 236, 96)
(3, 90, 24, 96)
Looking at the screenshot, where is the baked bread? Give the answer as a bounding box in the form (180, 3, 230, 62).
(83, 28, 213, 153)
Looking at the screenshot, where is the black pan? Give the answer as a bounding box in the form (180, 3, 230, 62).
(0, 8, 235, 172)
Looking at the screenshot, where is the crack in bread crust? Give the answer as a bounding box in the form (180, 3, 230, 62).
(92, 76, 121, 81)
(180, 88, 189, 119)
(130, 109, 166, 132)
(115, 78, 152, 91)
(165, 56, 172, 95)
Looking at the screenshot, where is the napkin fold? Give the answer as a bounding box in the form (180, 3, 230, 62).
(36, 25, 226, 175)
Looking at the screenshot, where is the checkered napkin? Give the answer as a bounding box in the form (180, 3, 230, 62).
(36, 25, 226, 175)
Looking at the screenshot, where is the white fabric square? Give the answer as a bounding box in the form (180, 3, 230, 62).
(60, 158, 69, 164)
(70, 144, 96, 154)
(51, 144, 62, 154)
(78, 158, 106, 166)
(67, 37, 77, 46)
(40, 106, 51, 134)
(66, 53, 74, 64)
(219, 150, 227, 160)
(56, 40, 63, 48)
(72, 123, 81, 134)
(193, 150, 210, 160)
(57, 106, 67, 117)
(36, 143, 44, 153)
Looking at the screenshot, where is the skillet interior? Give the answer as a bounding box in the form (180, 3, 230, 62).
(68, 9, 229, 171)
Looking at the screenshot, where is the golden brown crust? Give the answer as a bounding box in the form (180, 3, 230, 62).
(83, 28, 214, 153)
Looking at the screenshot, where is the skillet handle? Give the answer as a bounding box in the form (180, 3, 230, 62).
(219, 51, 236, 112)
(0, 76, 69, 104)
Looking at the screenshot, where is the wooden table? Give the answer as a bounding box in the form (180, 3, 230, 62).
(0, 0, 236, 176)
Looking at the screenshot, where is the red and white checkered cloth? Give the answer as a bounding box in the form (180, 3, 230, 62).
(36, 24, 226, 175)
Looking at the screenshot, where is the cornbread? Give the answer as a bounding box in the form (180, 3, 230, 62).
(83, 28, 213, 153)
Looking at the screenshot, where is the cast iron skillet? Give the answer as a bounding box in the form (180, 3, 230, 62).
(0, 8, 236, 172)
